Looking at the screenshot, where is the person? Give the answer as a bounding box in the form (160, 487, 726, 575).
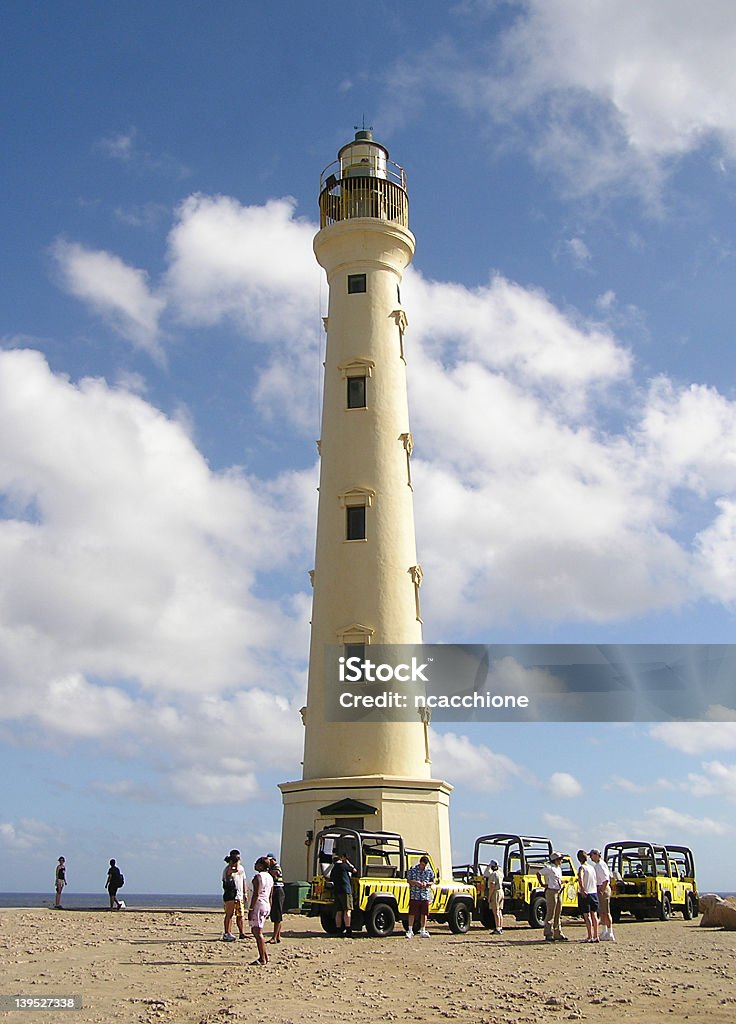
(330, 852, 358, 937)
(484, 859, 504, 934)
(406, 855, 435, 938)
(221, 849, 248, 942)
(55, 857, 66, 909)
(268, 861, 285, 943)
(105, 859, 124, 910)
(589, 849, 615, 941)
(539, 852, 568, 942)
(577, 850, 599, 942)
(249, 857, 274, 965)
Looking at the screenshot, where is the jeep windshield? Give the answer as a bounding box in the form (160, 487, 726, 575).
(473, 834, 553, 875)
(314, 828, 405, 877)
(605, 842, 668, 879)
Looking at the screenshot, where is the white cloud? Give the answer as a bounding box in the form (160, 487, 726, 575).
(0, 817, 62, 851)
(168, 767, 260, 806)
(52, 241, 165, 356)
(548, 771, 582, 799)
(404, 271, 630, 405)
(560, 237, 592, 269)
(682, 761, 736, 801)
(605, 775, 647, 794)
(638, 380, 736, 496)
(96, 129, 136, 162)
(94, 127, 190, 180)
(694, 500, 736, 602)
(638, 805, 729, 837)
(46, 194, 736, 633)
(498, 0, 736, 160)
(0, 347, 311, 800)
(382, 0, 736, 199)
(164, 195, 318, 339)
(542, 812, 577, 836)
(429, 730, 521, 792)
(650, 721, 736, 755)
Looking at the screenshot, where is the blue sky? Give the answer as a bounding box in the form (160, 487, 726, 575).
(2, 0, 736, 894)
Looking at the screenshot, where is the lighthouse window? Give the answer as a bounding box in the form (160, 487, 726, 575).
(343, 642, 366, 683)
(346, 505, 366, 540)
(347, 273, 367, 294)
(347, 375, 366, 409)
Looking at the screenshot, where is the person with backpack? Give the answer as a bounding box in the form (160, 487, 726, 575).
(221, 849, 248, 941)
(105, 858, 124, 910)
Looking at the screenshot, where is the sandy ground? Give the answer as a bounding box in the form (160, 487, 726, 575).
(1, 908, 735, 1024)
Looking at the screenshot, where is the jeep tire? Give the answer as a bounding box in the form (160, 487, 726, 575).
(366, 901, 396, 937)
(683, 892, 694, 920)
(659, 893, 672, 921)
(529, 894, 546, 929)
(479, 902, 494, 930)
(448, 899, 472, 934)
(320, 908, 340, 934)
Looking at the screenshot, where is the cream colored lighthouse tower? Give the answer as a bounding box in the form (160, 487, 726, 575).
(279, 131, 452, 881)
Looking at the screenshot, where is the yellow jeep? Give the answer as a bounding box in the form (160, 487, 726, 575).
(461, 833, 579, 929)
(303, 826, 476, 936)
(605, 841, 699, 921)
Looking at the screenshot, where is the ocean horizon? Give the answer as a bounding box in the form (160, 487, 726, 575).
(1, 890, 733, 911)
(0, 892, 224, 911)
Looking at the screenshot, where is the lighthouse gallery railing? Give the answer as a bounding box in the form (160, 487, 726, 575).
(319, 166, 409, 229)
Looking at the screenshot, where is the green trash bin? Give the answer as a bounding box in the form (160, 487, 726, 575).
(283, 881, 310, 911)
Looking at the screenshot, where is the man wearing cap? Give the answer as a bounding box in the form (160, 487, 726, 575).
(539, 852, 568, 942)
(589, 849, 615, 941)
(483, 859, 505, 934)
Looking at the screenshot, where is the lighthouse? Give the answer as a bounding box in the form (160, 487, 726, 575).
(279, 131, 452, 881)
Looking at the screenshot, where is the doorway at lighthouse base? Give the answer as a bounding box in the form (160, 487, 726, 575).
(279, 775, 452, 883)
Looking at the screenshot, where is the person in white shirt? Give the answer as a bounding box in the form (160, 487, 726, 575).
(249, 857, 274, 965)
(483, 860, 505, 934)
(539, 853, 569, 942)
(589, 849, 615, 941)
(576, 850, 600, 942)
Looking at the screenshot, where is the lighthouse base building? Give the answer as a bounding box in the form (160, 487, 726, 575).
(279, 132, 453, 882)
(280, 776, 453, 884)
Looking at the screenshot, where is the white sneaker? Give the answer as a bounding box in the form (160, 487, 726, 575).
(607, 930, 616, 942)
(222, 933, 237, 942)
(419, 929, 430, 937)
(405, 929, 413, 938)
(600, 928, 612, 941)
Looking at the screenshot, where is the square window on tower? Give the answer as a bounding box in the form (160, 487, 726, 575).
(347, 273, 367, 294)
(344, 642, 365, 664)
(346, 505, 366, 540)
(343, 642, 366, 682)
(347, 375, 367, 409)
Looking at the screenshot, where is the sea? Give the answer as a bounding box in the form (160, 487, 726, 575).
(0, 893, 223, 911)
(1, 891, 734, 911)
